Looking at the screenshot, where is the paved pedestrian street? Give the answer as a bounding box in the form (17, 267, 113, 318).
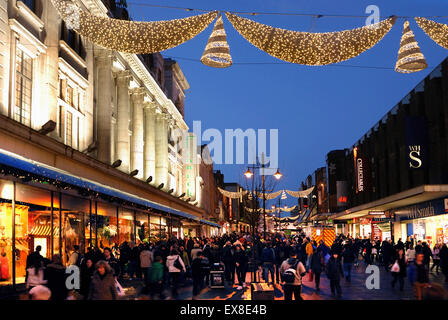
(123, 263, 448, 300)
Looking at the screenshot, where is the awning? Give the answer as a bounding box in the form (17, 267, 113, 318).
(200, 219, 221, 228)
(331, 185, 448, 221)
(29, 225, 59, 237)
(0, 148, 208, 225)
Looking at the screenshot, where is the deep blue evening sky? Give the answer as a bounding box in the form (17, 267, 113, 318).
(128, 0, 447, 207)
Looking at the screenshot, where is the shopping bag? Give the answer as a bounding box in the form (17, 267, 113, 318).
(308, 271, 314, 282)
(115, 279, 126, 297)
(391, 261, 400, 273)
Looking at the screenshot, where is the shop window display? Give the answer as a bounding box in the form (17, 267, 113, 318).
(0, 180, 14, 286)
(160, 217, 167, 240)
(95, 202, 118, 250)
(136, 211, 149, 244)
(149, 215, 162, 242)
(16, 183, 56, 285)
(119, 208, 134, 244)
(61, 194, 89, 264)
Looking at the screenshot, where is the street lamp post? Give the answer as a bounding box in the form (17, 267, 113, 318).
(244, 155, 282, 240)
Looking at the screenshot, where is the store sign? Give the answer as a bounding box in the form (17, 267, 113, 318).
(397, 198, 446, 221)
(357, 158, 364, 192)
(360, 218, 371, 224)
(336, 181, 348, 207)
(369, 211, 385, 215)
(406, 116, 427, 170)
(355, 157, 371, 193)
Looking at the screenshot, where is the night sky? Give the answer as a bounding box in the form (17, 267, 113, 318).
(127, 0, 448, 208)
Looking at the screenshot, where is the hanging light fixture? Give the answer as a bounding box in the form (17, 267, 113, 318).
(201, 14, 233, 68)
(274, 169, 283, 180)
(244, 168, 253, 178)
(395, 20, 427, 73)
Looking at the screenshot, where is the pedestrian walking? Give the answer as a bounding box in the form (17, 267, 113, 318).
(439, 244, 448, 283)
(88, 260, 118, 300)
(80, 258, 94, 299)
(341, 241, 356, 282)
(234, 244, 249, 290)
(279, 251, 306, 301)
(191, 251, 208, 299)
(261, 242, 276, 284)
(310, 248, 324, 292)
(166, 249, 186, 299)
(390, 248, 407, 291)
(430, 244, 440, 273)
(326, 251, 343, 299)
(148, 256, 165, 300)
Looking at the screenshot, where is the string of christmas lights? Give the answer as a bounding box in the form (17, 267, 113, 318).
(285, 187, 315, 198)
(256, 190, 283, 200)
(415, 17, 448, 50)
(127, 2, 448, 19)
(226, 12, 397, 66)
(51, 0, 218, 54)
(218, 187, 248, 199)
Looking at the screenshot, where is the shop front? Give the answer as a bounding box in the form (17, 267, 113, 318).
(393, 198, 448, 247)
(0, 150, 220, 290)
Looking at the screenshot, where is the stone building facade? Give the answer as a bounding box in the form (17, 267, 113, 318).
(0, 0, 220, 291)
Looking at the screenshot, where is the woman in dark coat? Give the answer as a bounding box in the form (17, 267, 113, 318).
(80, 258, 95, 299)
(390, 249, 407, 291)
(88, 260, 118, 300)
(45, 254, 68, 301)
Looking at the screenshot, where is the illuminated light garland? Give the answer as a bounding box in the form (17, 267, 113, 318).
(51, 0, 218, 54)
(285, 186, 315, 198)
(218, 187, 248, 199)
(273, 213, 301, 221)
(395, 21, 427, 73)
(281, 205, 298, 212)
(201, 15, 233, 68)
(225, 12, 397, 65)
(415, 17, 448, 50)
(256, 190, 283, 200)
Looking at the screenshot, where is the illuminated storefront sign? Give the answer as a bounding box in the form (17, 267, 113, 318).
(405, 116, 427, 170)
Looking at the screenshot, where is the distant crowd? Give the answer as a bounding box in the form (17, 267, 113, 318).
(23, 231, 448, 300)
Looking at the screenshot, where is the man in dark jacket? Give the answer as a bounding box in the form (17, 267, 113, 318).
(191, 251, 209, 299)
(261, 243, 276, 284)
(274, 243, 286, 284)
(342, 242, 356, 282)
(222, 242, 236, 286)
(440, 244, 448, 283)
(234, 245, 248, 290)
(311, 249, 324, 292)
(326, 252, 343, 298)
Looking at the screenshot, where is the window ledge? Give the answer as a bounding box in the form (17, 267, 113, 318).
(9, 18, 47, 58)
(15, 1, 44, 32)
(59, 40, 87, 69)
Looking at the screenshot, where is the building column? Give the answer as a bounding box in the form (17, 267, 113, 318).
(144, 101, 157, 184)
(130, 88, 145, 179)
(115, 70, 132, 173)
(95, 53, 113, 164)
(155, 112, 169, 190)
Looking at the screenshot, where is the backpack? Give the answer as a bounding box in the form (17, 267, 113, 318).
(282, 259, 299, 284)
